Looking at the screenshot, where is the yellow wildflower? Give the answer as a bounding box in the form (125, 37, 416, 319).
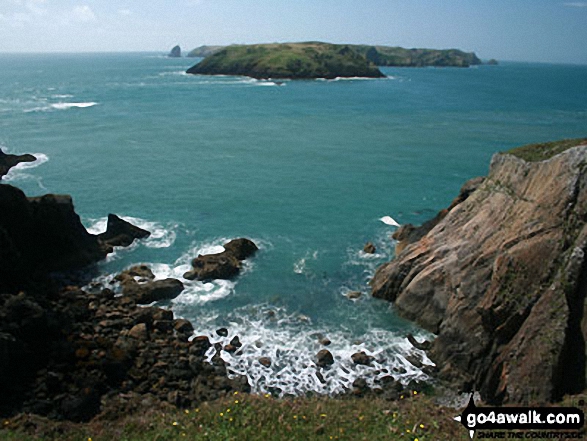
(227, 408, 231, 413)
(413, 390, 418, 395)
(235, 400, 239, 404)
(172, 421, 179, 426)
(320, 413, 327, 418)
(293, 415, 298, 419)
(419, 424, 425, 428)
(234, 391, 239, 395)
(184, 409, 190, 414)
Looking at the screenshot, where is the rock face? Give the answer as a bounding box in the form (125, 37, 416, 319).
(168, 45, 181, 58)
(371, 141, 587, 404)
(0, 149, 36, 180)
(183, 238, 258, 281)
(98, 214, 151, 248)
(0, 184, 108, 291)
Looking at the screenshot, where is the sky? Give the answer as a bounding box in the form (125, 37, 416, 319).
(0, 0, 586, 64)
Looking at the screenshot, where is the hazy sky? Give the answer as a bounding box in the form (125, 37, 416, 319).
(1, 0, 586, 63)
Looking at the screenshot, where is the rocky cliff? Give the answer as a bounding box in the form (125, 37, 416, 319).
(0, 149, 36, 180)
(371, 139, 587, 404)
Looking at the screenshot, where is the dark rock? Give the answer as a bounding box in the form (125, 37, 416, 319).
(404, 354, 423, 369)
(189, 336, 211, 356)
(229, 336, 242, 348)
(319, 337, 331, 346)
(115, 265, 155, 283)
(98, 214, 150, 248)
(216, 327, 228, 337)
(222, 238, 259, 260)
(363, 242, 376, 254)
(258, 357, 271, 367)
(183, 238, 258, 281)
(224, 344, 237, 353)
(0, 184, 108, 291)
(0, 149, 36, 180)
(174, 319, 194, 335)
(122, 278, 184, 304)
(316, 349, 334, 367)
(406, 333, 432, 351)
(168, 45, 181, 58)
(351, 351, 374, 366)
(184, 252, 241, 281)
(352, 377, 369, 395)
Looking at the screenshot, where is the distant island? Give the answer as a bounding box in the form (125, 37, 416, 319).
(186, 42, 385, 80)
(186, 42, 484, 79)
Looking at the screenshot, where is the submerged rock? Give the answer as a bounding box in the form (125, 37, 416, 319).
(122, 277, 184, 304)
(371, 139, 587, 404)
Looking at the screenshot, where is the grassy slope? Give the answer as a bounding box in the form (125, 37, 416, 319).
(505, 137, 587, 162)
(186, 42, 385, 79)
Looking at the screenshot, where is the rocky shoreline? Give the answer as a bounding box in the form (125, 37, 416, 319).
(0, 178, 425, 424)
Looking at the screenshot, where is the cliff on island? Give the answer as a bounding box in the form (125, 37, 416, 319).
(371, 138, 587, 405)
(354, 45, 482, 67)
(186, 42, 385, 80)
(186, 45, 224, 58)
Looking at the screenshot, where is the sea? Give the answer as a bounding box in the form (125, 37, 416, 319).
(0, 53, 586, 396)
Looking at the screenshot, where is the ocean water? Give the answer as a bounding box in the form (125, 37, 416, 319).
(1, 53, 586, 395)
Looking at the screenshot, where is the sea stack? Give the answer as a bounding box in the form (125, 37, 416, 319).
(168, 45, 181, 58)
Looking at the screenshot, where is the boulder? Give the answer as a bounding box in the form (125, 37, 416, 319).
(115, 265, 155, 283)
(363, 242, 376, 254)
(371, 142, 587, 404)
(351, 351, 374, 366)
(406, 333, 432, 351)
(258, 357, 272, 368)
(98, 214, 150, 248)
(184, 238, 258, 281)
(122, 278, 184, 304)
(316, 349, 334, 367)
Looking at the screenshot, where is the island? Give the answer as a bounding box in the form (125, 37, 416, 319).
(186, 42, 385, 80)
(187, 42, 483, 71)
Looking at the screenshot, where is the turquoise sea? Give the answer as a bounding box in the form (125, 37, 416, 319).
(1, 53, 586, 395)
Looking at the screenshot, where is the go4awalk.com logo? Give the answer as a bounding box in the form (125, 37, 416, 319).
(454, 395, 585, 439)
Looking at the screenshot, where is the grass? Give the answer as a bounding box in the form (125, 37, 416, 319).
(2, 392, 586, 440)
(505, 138, 587, 162)
(0, 392, 469, 441)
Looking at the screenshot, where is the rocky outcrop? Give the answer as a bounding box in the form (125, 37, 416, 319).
(0, 184, 108, 291)
(183, 238, 258, 281)
(0, 286, 249, 421)
(371, 142, 587, 404)
(168, 45, 181, 58)
(98, 214, 151, 248)
(0, 149, 36, 180)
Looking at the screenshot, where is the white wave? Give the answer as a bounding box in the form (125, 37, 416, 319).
(84, 216, 177, 249)
(50, 102, 98, 110)
(190, 305, 433, 397)
(380, 215, 401, 227)
(331, 76, 382, 81)
(51, 94, 74, 99)
(293, 250, 319, 274)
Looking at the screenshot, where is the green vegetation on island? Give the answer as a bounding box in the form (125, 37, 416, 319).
(186, 42, 385, 79)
